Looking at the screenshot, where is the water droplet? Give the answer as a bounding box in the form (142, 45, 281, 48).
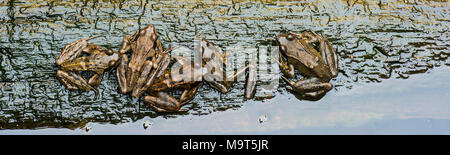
(84, 126, 92, 133)
(143, 121, 153, 129)
(258, 114, 267, 124)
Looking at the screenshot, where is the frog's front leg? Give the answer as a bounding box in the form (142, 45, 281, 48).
(57, 70, 99, 99)
(118, 31, 138, 54)
(276, 52, 295, 78)
(88, 73, 103, 87)
(282, 76, 332, 99)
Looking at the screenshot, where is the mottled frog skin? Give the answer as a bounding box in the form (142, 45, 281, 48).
(56, 36, 120, 99)
(196, 39, 252, 94)
(144, 56, 203, 112)
(276, 31, 338, 99)
(117, 25, 172, 98)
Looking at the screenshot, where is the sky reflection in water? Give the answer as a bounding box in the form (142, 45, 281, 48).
(2, 66, 449, 134)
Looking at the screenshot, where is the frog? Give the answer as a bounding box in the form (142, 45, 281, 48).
(276, 31, 338, 99)
(145, 37, 258, 111)
(144, 56, 203, 112)
(195, 39, 252, 94)
(117, 25, 173, 98)
(55, 36, 120, 99)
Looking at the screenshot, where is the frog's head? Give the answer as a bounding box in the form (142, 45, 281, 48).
(276, 33, 297, 59)
(139, 25, 157, 41)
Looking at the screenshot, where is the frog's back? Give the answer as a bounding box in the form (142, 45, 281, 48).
(286, 41, 331, 80)
(60, 54, 115, 74)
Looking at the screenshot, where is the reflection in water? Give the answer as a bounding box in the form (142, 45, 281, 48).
(0, 0, 449, 130)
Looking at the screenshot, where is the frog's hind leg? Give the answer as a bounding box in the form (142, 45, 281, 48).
(143, 92, 182, 113)
(202, 61, 228, 93)
(204, 64, 249, 94)
(225, 64, 249, 88)
(132, 53, 171, 98)
(282, 76, 332, 98)
(145, 83, 201, 112)
(292, 89, 328, 101)
(303, 90, 328, 100)
(245, 54, 257, 99)
(180, 82, 202, 105)
(312, 31, 339, 78)
(57, 70, 99, 99)
(117, 54, 131, 94)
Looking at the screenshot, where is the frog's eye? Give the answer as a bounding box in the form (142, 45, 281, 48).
(109, 60, 117, 66)
(287, 34, 294, 41)
(280, 45, 286, 52)
(105, 50, 114, 55)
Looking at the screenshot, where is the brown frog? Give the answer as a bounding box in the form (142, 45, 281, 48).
(55, 36, 120, 99)
(276, 31, 338, 99)
(144, 37, 257, 111)
(117, 25, 173, 98)
(143, 56, 203, 112)
(196, 39, 251, 94)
